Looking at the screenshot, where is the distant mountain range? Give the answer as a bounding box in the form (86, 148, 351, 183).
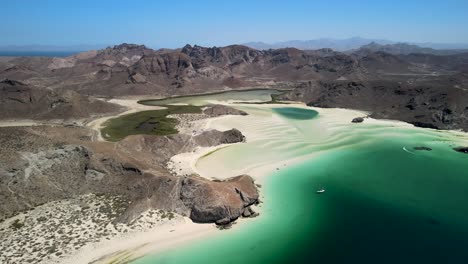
(355, 42, 468, 56)
(243, 37, 468, 52)
(2, 38, 468, 57)
(1, 42, 468, 130)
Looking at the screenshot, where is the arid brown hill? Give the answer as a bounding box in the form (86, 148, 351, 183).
(1, 43, 468, 130)
(0, 79, 122, 120)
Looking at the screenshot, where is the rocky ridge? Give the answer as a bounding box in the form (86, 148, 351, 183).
(2, 43, 468, 130)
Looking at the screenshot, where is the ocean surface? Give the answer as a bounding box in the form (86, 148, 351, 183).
(132, 91, 468, 264)
(0, 51, 79, 57)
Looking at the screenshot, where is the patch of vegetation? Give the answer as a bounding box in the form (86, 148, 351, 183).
(36, 216, 47, 222)
(10, 219, 24, 230)
(101, 105, 202, 141)
(160, 211, 175, 220)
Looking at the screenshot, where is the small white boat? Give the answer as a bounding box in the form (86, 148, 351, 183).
(316, 188, 325, 194)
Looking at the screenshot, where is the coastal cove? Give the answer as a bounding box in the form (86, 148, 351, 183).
(116, 89, 468, 264)
(4, 3, 468, 264)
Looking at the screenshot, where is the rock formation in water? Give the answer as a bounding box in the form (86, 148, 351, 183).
(453, 147, 468, 154)
(2, 42, 468, 262)
(180, 175, 259, 225)
(1, 42, 467, 222)
(414, 146, 432, 151)
(2, 42, 468, 222)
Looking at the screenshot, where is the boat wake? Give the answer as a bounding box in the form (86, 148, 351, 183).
(402, 147, 416, 155)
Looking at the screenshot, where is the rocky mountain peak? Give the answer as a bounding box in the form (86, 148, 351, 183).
(98, 43, 153, 58)
(181, 44, 193, 52)
(112, 43, 148, 50)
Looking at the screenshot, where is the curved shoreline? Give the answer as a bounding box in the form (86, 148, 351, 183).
(131, 102, 468, 264)
(69, 95, 468, 263)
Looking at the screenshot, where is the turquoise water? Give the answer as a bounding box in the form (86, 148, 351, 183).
(133, 103, 468, 264)
(273, 107, 318, 120)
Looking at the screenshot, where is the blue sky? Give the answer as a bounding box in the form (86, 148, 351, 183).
(2, 0, 468, 48)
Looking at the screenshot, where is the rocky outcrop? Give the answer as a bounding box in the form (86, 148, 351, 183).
(453, 147, 468, 154)
(180, 175, 259, 225)
(203, 104, 248, 116)
(283, 79, 468, 132)
(0, 143, 94, 219)
(47, 57, 76, 70)
(193, 128, 245, 146)
(351, 117, 364, 123)
(117, 128, 246, 165)
(0, 124, 255, 225)
(129, 73, 147, 83)
(414, 146, 432, 151)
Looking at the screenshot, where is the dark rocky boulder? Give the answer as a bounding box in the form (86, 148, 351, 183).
(242, 206, 258, 218)
(414, 146, 432, 151)
(180, 175, 259, 225)
(220, 128, 245, 144)
(351, 117, 364, 123)
(453, 147, 468, 154)
(193, 128, 245, 146)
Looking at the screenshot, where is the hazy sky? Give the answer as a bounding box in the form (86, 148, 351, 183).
(3, 0, 468, 48)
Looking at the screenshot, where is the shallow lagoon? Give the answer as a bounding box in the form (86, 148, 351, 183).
(139, 89, 285, 106)
(133, 93, 468, 264)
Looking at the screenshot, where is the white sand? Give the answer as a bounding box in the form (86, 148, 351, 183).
(0, 194, 186, 264)
(65, 101, 468, 263)
(0, 120, 41, 127)
(61, 218, 217, 264)
(169, 103, 468, 186)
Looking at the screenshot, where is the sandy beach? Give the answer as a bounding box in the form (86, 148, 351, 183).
(69, 102, 368, 263)
(60, 217, 216, 264)
(55, 100, 468, 264)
